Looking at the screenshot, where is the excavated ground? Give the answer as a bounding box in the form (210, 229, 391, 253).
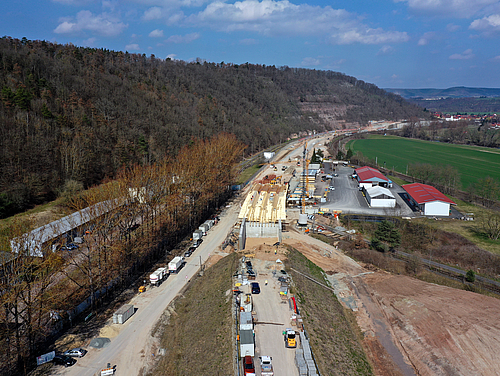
(275, 229, 500, 376)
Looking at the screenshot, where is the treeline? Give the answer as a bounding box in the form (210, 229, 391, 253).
(0, 134, 244, 375)
(399, 118, 500, 148)
(0, 36, 426, 217)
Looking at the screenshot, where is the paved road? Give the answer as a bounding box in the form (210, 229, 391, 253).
(58, 202, 241, 376)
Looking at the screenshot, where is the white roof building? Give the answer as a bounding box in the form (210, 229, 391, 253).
(365, 186, 396, 208)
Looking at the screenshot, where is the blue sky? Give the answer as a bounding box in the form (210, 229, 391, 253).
(2, 0, 500, 89)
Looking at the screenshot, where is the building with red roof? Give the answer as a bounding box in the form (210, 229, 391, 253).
(402, 183, 456, 216)
(354, 166, 391, 189)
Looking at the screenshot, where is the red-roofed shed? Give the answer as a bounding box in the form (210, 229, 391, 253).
(355, 166, 390, 188)
(402, 183, 456, 216)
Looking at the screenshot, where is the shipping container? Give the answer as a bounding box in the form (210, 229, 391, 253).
(113, 304, 134, 324)
(240, 311, 253, 331)
(240, 329, 255, 357)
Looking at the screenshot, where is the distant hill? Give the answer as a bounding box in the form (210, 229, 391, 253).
(0, 37, 426, 216)
(385, 87, 500, 99)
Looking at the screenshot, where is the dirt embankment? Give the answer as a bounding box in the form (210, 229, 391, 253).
(282, 229, 500, 376)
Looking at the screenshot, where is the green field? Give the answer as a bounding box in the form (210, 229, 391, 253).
(347, 135, 500, 190)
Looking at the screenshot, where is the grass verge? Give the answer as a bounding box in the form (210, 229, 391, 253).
(148, 253, 238, 376)
(285, 246, 373, 376)
(237, 163, 261, 185)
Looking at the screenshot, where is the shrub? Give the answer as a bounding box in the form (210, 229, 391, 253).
(465, 269, 476, 283)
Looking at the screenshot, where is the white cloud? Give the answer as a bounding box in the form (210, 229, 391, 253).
(125, 43, 140, 51)
(165, 32, 200, 43)
(470, 14, 500, 31)
(149, 29, 164, 37)
(335, 28, 409, 44)
(143, 7, 163, 21)
(418, 31, 435, 45)
(397, 0, 497, 18)
(492, 55, 500, 61)
(449, 48, 475, 59)
(390, 74, 404, 84)
(166, 54, 177, 60)
(54, 10, 127, 37)
(239, 38, 258, 45)
(378, 45, 394, 55)
(324, 59, 346, 69)
(83, 37, 97, 46)
(182, 0, 408, 44)
(301, 57, 321, 66)
(447, 23, 461, 32)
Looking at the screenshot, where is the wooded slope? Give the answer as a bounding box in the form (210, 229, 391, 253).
(0, 37, 425, 216)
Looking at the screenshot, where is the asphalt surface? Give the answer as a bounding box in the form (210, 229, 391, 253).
(320, 164, 415, 216)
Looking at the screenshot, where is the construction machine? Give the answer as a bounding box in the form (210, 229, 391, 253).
(284, 328, 297, 348)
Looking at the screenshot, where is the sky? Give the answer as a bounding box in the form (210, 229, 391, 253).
(2, 0, 500, 89)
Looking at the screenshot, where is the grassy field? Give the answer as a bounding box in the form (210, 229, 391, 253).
(285, 247, 373, 376)
(347, 135, 500, 190)
(149, 253, 238, 376)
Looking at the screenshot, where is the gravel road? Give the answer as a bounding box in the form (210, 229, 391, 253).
(250, 258, 299, 376)
(56, 202, 241, 376)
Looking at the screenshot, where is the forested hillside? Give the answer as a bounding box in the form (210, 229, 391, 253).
(0, 36, 426, 216)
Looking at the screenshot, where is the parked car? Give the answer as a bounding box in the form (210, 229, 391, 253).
(184, 246, 196, 257)
(63, 348, 87, 358)
(192, 239, 203, 248)
(251, 282, 260, 294)
(328, 186, 335, 191)
(243, 355, 255, 374)
(53, 355, 77, 367)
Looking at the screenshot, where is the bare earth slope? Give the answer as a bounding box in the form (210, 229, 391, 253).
(283, 230, 500, 376)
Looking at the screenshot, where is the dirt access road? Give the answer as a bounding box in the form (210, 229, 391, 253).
(54, 200, 242, 376)
(245, 255, 299, 376)
(282, 229, 500, 376)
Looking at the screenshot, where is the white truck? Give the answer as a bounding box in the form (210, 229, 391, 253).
(259, 356, 274, 376)
(193, 229, 203, 240)
(168, 256, 185, 273)
(199, 223, 209, 235)
(149, 267, 167, 285)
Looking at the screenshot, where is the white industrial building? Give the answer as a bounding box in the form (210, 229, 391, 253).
(402, 183, 456, 216)
(365, 186, 396, 208)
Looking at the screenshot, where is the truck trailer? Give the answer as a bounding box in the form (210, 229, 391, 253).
(192, 229, 203, 240)
(199, 223, 209, 235)
(240, 311, 253, 331)
(168, 256, 185, 273)
(149, 267, 167, 285)
(239, 329, 255, 357)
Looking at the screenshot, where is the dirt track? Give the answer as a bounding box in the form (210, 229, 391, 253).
(280, 229, 500, 376)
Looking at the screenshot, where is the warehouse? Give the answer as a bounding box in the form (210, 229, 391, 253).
(355, 166, 391, 189)
(402, 183, 456, 216)
(365, 186, 396, 208)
